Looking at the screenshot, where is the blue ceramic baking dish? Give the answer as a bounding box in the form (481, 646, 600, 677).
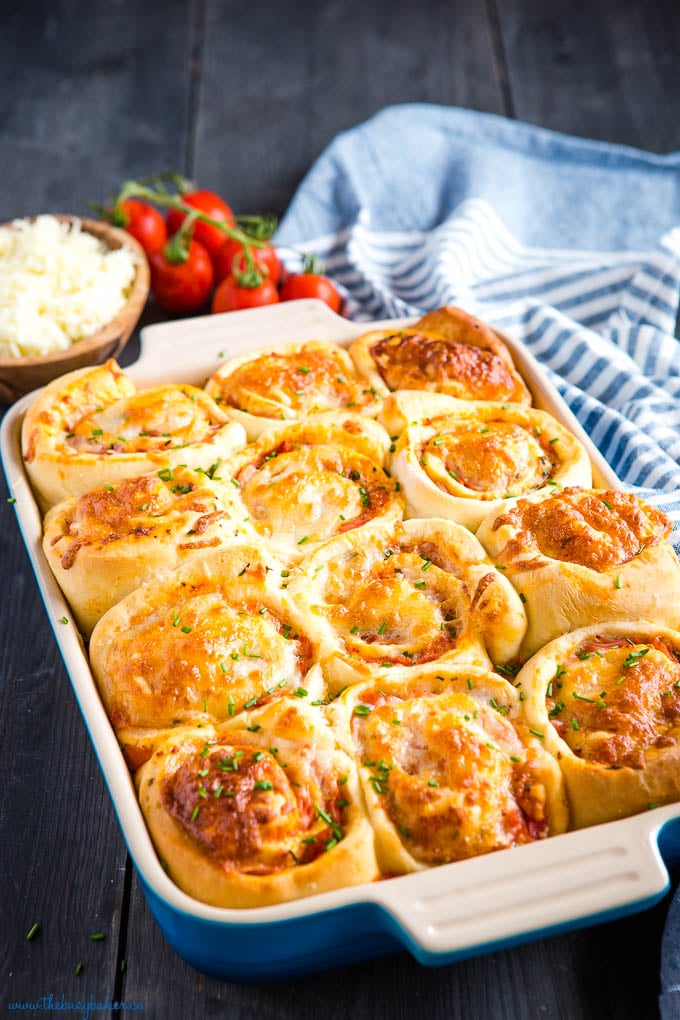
(4, 299, 679, 980)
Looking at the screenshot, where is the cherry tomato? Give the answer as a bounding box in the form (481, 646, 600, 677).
(212, 275, 280, 314)
(107, 199, 167, 257)
(214, 237, 282, 287)
(166, 190, 235, 257)
(279, 273, 342, 313)
(149, 239, 215, 315)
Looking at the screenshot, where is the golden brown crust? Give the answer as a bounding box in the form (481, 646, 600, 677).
(289, 517, 527, 691)
(519, 622, 680, 827)
(476, 488, 680, 656)
(205, 340, 382, 440)
(349, 307, 531, 405)
(136, 699, 380, 907)
(328, 667, 567, 873)
(90, 544, 325, 730)
(220, 412, 404, 557)
(22, 359, 245, 509)
(42, 466, 250, 636)
(379, 393, 592, 531)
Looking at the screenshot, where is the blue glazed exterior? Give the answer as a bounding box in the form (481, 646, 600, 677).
(140, 878, 401, 980)
(138, 817, 680, 981)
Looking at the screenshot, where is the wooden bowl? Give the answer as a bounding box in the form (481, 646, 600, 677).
(0, 215, 150, 404)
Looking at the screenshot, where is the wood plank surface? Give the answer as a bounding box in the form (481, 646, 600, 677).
(496, 0, 680, 151)
(192, 0, 507, 215)
(2, 0, 680, 1017)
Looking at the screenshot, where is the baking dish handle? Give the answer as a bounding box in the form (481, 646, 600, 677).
(372, 811, 673, 960)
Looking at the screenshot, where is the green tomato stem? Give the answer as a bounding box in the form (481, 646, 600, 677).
(116, 180, 268, 254)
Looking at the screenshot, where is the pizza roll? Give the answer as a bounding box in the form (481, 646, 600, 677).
(328, 667, 568, 874)
(518, 622, 680, 827)
(42, 466, 250, 637)
(222, 412, 404, 558)
(89, 543, 325, 732)
(289, 518, 527, 692)
(349, 305, 531, 405)
(136, 698, 380, 907)
(22, 359, 245, 509)
(379, 392, 592, 531)
(476, 487, 680, 657)
(204, 339, 382, 440)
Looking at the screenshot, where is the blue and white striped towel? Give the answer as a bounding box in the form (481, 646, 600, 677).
(275, 104, 680, 553)
(275, 103, 680, 1015)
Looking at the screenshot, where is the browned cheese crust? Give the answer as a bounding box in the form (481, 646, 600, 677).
(136, 700, 379, 907)
(476, 488, 680, 655)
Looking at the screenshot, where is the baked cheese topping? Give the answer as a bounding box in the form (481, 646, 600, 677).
(65, 384, 227, 455)
(353, 689, 549, 863)
(235, 440, 399, 545)
(209, 342, 376, 417)
(546, 635, 680, 767)
(96, 584, 315, 729)
(321, 545, 470, 667)
(45, 467, 239, 569)
(163, 739, 346, 874)
(492, 488, 672, 572)
(369, 329, 526, 403)
(409, 420, 556, 499)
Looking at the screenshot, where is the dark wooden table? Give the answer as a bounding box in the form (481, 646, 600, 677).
(3, 2, 680, 1016)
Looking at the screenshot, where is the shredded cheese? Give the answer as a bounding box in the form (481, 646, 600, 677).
(0, 215, 138, 358)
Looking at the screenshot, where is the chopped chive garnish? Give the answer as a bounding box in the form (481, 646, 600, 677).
(244, 697, 258, 709)
(571, 717, 580, 731)
(180, 625, 192, 634)
(25, 923, 40, 941)
(623, 648, 649, 668)
(90, 933, 106, 941)
(297, 536, 309, 545)
(529, 728, 544, 739)
(74, 962, 84, 976)
(254, 780, 273, 791)
(353, 704, 371, 716)
(614, 575, 622, 589)
(427, 779, 439, 788)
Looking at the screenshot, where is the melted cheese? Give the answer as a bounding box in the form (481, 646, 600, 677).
(547, 635, 680, 767)
(207, 341, 377, 417)
(90, 549, 319, 729)
(491, 488, 672, 571)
